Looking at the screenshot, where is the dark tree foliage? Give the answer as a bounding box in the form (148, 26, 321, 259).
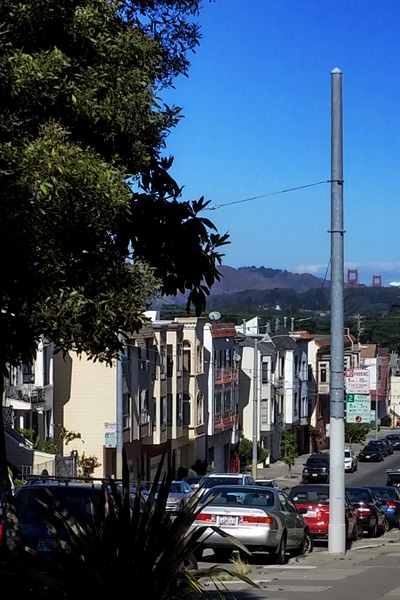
(0, 0, 227, 553)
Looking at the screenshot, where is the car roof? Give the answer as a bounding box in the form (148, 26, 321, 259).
(206, 473, 249, 478)
(203, 484, 277, 492)
(290, 484, 329, 493)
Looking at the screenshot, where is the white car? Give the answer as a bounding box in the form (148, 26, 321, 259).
(197, 473, 255, 496)
(344, 448, 358, 473)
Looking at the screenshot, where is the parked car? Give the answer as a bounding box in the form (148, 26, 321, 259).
(345, 486, 388, 537)
(382, 439, 394, 455)
(302, 454, 330, 484)
(363, 485, 400, 529)
(289, 484, 361, 541)
(183, 476, 203, 490)
(255, 479, 279, 489)
(386, 469, 400, 487)
(197, 473, 256, 495)
(371, 439, 390, 457)
(385, 433, 400, 450)
(14, 480, 104, 552)
(145, 480, 194, 513)
(359, 442, 385, 462)
(344, 448, 358, 473)
(192, 485, 313, 564)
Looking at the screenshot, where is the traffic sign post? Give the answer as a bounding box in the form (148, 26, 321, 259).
(346, 394, 371, 423)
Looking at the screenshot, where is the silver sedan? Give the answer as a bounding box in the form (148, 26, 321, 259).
(192, 485, 313, 564)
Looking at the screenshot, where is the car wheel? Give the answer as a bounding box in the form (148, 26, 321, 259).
(272, 533, 287, 565)
(356, 521, 364, 540)
(382, 519, 390, 534)
(213, 548, 232, 562)
(368, 521, 378, 538)
(299, 530, 313, 555)
(182, 553, 198, 570)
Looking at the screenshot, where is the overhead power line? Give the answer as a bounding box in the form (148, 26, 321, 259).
(205, 179, 337, 211)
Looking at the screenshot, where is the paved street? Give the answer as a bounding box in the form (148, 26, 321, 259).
(200, 431, 400, 599)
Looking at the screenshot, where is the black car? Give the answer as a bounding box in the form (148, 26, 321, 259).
(346, 486, 388, 538)
(302, 454, 330, 484)
(382, 439, 394, 455)
(385, 433, 400, 450)
(359, 442, 385, 462)
(14, 480, 105, 552)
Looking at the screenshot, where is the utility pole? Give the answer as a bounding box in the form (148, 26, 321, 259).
(329, 67, 346, 554)
(252, 337, 258, 479)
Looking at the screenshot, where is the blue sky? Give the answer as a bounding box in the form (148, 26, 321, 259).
(162, 0, 400, 286)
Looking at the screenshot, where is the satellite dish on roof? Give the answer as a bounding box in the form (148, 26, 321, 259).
(209, 311, 221, 321)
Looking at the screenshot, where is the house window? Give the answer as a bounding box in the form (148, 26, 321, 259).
(161, 397, 167, 430)
(279, 357, 285, 377)
(183, 341, 191, 374)
(294, 392, 298, 416)
(177, 344, 183, 373)
(167, 394, 172, 426)
(22, 363, 34, 384)
(196, 342, 203, 373)
(43, 346, 50, 386)
(196, 391, 204, 425)
(260, 399, 269, 425)
(176, 393, 183, 426)
(224, 389, 232, 412)
(122, 393, 130, 430)
(160, 345, 167, 375)
(140, 389, 149, 425)
(215, 391, 222, 414)
(320, 363, 327, 383)
(294, 355, 298, 375)
(167, 345, 173, 377)
(183, 394, 191, 426)
(261, 361, 269, 384)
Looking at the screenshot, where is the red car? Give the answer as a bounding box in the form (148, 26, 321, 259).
(289, 485, 361, 541)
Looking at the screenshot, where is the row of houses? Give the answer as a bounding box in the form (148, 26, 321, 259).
(1, 314, 394, 480)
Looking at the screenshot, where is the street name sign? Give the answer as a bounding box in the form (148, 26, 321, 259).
(346, 394, 371, 423)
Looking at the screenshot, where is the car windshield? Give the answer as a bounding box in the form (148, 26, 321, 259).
(15, 486, 102, 525)
(365, 443, 380, 449)
(202, 477, 242, 488)
(346, 489, 371, 503)
(386, 435, 400, 440)
(289, 489, 329, 504)
(203, 488, 275, 507)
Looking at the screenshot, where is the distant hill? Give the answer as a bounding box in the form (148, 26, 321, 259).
(210, 265, 326, 295)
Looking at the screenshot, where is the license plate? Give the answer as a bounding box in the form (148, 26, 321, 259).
(37, 538, 57, 552)
(312, 473, 318, 477)
(306, 510, 317, 517)
(366, 455, 370, 459)
(218, 516, 236, 526)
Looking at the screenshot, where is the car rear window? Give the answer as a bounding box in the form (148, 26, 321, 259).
(344, 451, 351, 458)
(202, 477, 241, 488)
(289, 490, 329, 504)
(203, 488, 275, 507)
(346, 489, 371, 503)
(306, 458, 329, 466)
(15, 486, 102, 525)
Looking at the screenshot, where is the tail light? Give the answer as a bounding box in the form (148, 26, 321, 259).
(196, 513, 216, 523)
(316, 511, 323, 520)
(240, 515, 274, 525)
(386, 501, 397, 509)
(357, 507, 372, 515)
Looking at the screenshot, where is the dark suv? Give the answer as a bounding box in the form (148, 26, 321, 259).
(302, 454, 330, 484)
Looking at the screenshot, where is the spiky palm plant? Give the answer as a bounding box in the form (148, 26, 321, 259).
(4, 453, 256, 600)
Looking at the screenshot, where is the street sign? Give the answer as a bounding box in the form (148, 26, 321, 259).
(345, 369, 370, 394)
(104, 422, 117, 448)
(346, 394, 371, 423)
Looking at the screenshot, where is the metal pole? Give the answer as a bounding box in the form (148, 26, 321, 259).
(252, 338, 258, 479)
(375, 385, 378, 439)
(329, 67, 346, 554)
(116, 337, 124, 479)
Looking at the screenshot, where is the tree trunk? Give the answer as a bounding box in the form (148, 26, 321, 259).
(0, 366, 21, 556)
